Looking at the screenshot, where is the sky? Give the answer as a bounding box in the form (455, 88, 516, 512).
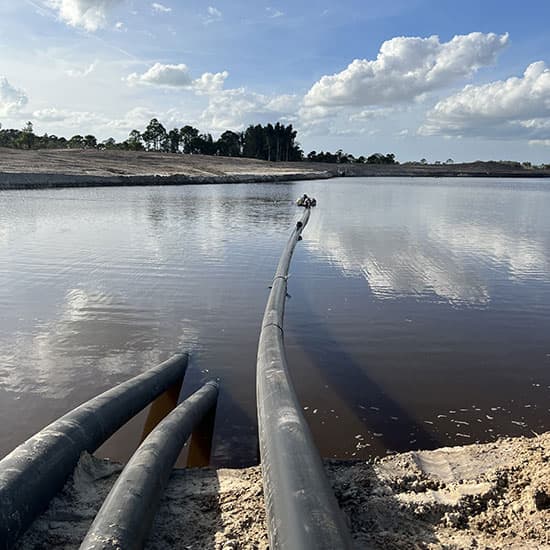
(1, 0, 550, 163)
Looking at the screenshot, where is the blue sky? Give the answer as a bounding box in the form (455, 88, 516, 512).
(1, 0, 550, 162)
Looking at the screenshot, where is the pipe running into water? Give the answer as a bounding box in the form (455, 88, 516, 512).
(256, 208, 353, 549)
(0, 354, 189, 549)
(80, 380, 219, 550)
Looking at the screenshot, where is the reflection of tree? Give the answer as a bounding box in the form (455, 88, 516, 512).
(147, 183, 297, 229)
(147, 193, 167, 228)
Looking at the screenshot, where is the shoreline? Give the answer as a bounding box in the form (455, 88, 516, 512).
(1, 148, 550, 190)
(0, 170, 332, 190)
(17, 432, 550, 549)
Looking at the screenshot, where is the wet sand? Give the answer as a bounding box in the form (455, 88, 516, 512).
(17, 432, 550, 549)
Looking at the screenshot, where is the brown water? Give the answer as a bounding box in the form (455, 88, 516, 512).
(1, 178, 550, 467)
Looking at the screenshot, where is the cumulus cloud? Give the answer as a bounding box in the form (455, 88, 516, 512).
(0, 77, 28, 117)
(126, 63, 229, 93)
(151, 2, 171, 13)
(46, 0, 122, 31)
(420, 61, 550, 140)
(193, 71, 229, 94)
(126, 63, 193, 87)
(303, 32, 509, 113)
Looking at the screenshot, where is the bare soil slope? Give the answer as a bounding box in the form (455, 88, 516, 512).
(0, 148, 322, 178)
(1, 149, 548, 190)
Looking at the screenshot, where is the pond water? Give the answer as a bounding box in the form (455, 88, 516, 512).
(1, 177, 550, 467)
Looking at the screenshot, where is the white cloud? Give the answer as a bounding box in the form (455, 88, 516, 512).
(193, 71, 229, 95)
(199, 88, 296, 132)
(303, 32, 509, 112)
(266, 94, 299, 112)
(420, 61, 550, 140)
(126, 63, 229, 94)
(151, 2, 171, 13)
(203, 6, 222, 24)
(0, 77, 28, 117)
(126, 63, 193, 87)
(46, 0, 122, 31)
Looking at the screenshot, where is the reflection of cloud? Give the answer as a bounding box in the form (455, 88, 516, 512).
(0, 288, 199, 398)
(429, 223, 548, 280)
(304, 183, 550, 307)
(307, 223, 489, 306)
(0, 184, 297, 401)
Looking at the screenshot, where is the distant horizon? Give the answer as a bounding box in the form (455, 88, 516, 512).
(1, 1, 549, 163)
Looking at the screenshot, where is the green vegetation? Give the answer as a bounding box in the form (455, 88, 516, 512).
(0, 120, 397, 165)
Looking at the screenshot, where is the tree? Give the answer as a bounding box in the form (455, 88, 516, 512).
(19, 121, 35, 149)
(68, 134, 85, 148)
(167, 128, 181, 153)
(180, 125, 199, 153)
(217, 130, 241, 157)
(84, 135, 97, 148)
(102, 137, 117, 149)
(142, 118, 167, 151)
(366, 153, 397, 165)
(445, 158, 454, 164)
(126, 129, 144, 151)
(241, 123, 301, 161)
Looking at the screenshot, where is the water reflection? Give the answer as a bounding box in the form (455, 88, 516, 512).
(305, 179, 550, 306)
(1, 178, 550, 465)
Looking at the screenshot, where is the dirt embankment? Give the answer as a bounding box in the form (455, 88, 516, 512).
(1, 148, 549, 190)
(0, 148, 331, 189)
(18, 433, 550, 549)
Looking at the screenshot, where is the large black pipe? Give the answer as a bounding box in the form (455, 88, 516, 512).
(256, 209, 353, 549)
(0, 354, 188, 549)
(80, 380, 219, 550)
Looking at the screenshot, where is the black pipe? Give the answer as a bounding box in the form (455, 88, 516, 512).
(80, 380, 219, 550)
(0, 354, 188, 549)
(256, 209, 353, 549)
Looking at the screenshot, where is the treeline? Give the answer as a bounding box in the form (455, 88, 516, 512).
(306, 150, 397, 164)
(0, 120, 304, 162)
(0, 119, 399, 164)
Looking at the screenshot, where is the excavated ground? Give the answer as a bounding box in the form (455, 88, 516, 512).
(17, 433, 550, 549)
(1, 148, 548, 190)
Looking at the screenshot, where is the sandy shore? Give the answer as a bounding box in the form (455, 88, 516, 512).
(17, 433, 550, 549)
(1, 148, 549, 190)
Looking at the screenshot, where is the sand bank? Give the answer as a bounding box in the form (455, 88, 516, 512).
(17, 433, 550, 549)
